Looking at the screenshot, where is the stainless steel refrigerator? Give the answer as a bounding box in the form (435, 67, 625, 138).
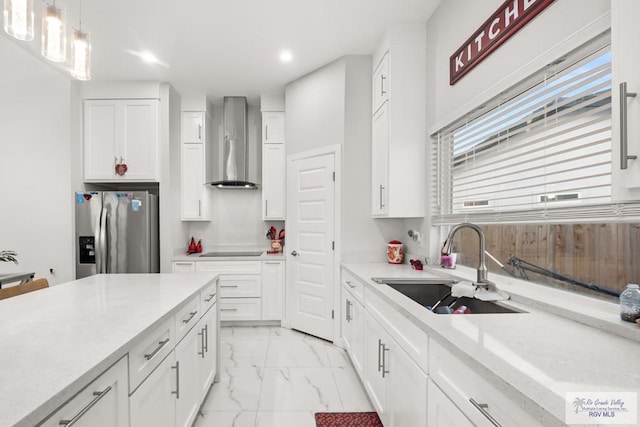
(75, 191, 159, 279)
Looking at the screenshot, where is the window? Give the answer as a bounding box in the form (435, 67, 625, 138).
(431, 33, 640, 301)
(432, 35, 617, 224)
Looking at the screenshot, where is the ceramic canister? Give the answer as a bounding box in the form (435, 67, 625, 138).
(387, 241, 404, 264)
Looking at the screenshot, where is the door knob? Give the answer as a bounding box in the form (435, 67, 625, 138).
(291, 250, 298, 256)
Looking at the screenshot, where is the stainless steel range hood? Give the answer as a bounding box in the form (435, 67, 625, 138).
(209, 96, 259, 189)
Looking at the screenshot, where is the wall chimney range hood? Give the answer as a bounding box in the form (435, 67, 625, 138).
(209, 96, 259, 189)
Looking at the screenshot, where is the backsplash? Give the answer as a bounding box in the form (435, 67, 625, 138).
(450, 223, 640, 301)
(187, 190, 277, 250)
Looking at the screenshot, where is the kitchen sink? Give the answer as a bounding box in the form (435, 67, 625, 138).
(375, 278, 525, 314)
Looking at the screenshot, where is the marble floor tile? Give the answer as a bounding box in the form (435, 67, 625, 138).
(193, 410, 257, 427)
(220, 337, 269, 368)
(259, 367, 343, 411)
(332, 366, 375, 411)
(324, 344, 351, 367)
(202, 367, 263, 411)
(265, 337, 330, 367)
(254, 411, 316, 427)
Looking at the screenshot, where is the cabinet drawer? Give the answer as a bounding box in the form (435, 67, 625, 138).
(219, 298, 261, 321)
(196, 261, 262, 274)
(40, 356, 129, 427)
(429, 339, 541, 427)
(129, 315, 174, 392)
(341, 268, 364, 303)
(218, 275, 261, 297)
(175, 295, 201, 343)
(365, 289, 429, 373)
(200, 280, 217, 313)
(172, 261, 196, 273)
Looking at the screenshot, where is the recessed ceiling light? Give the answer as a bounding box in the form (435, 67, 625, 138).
(279, 50, 293, 63)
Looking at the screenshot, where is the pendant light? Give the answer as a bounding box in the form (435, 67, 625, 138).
(71, 0, 90, 80)
(41, 1, 66, 62)
(3, 0, 34, 40)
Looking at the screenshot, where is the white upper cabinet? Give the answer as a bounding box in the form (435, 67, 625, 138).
(181, 98, 212, 221)
(612, 0, 640, 201)
(84, 99, 159, 182)
(262, 112, 286, 144)
(370, 24, 426, 218)
(261, 95, 286, 220)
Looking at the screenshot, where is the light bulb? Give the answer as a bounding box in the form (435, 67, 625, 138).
(3, 0, 34, 40)
(71, 30, 91, 80)
(41, 4, 66, 62)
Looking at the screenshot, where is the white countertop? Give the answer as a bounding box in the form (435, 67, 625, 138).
(0, 273, 217, 427)
(342, 262, 640, 426)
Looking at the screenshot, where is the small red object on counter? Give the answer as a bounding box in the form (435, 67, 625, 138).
(410, 259, 423, 270)
(187, 237, 197, 254)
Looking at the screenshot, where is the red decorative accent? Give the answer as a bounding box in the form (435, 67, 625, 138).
(115, 163, 128, 176)
(449, 0, 555, 85)
(315, 412, 383, 427)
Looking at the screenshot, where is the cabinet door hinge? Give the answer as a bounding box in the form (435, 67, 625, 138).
(331, 309, 334, 319)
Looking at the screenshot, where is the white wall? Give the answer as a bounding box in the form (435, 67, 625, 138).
(403, 0, 612, 258)
(0, 35, 73, 284)
(286, 55, 405, 262)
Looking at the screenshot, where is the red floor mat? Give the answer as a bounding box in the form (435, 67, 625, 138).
(315, 412, 383, 427)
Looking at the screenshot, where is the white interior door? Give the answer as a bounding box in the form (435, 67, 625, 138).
(287, 151, 335, 341)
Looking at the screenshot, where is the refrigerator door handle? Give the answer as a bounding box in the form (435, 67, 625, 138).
(99, 208, 108, 273)
(94, 209, 102, 274)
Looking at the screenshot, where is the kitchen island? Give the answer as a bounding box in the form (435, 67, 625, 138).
(0, 273, 218, 427)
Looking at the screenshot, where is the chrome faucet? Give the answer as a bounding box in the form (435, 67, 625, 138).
(441, 223, 493, 290)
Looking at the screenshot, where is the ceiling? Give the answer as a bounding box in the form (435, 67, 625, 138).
(4, 0, 440, 104)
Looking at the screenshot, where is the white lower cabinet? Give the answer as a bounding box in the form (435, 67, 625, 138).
(427, 379, 474, 427)
(429, 339, 541, 427)
(130, 291, 218, 427)
(130, 352, 176, 427)
(40, 356, 129, 427)
(262, 260, 284, 320)
(341, 283, 364, 376)
(363, 310, 427, 427)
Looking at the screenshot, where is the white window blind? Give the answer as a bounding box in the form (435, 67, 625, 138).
(431, 40, 624, 225)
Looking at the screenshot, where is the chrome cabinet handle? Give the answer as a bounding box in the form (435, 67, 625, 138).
(345, 280, 356, 289)
(220, 308, 238, 311)
(198, 124, 202, 140)
(469, 398, 502, 427)
(265, 199, 268, 216)
(175, 262, 192, 266)
(377, 339, 383, 372)
(172, 361, 180, 399)
(265, 124, 269, 140)
(381, 74, 387, 96)
(291, 250, 298, 256)
(620, 82, 638, 170)
(381, 344, 390, 378)
(379, 185, 385, 209)
(198, 200, 202, 217)
(220, 285, 239, 288)
(205, 293, 215, 302)
(58, 386, 113, 426)
(182, 310, 198, 324)
(203, 324, 209, 353)
(198, 329, 205, 358)
(347, 300, 353, 322)
(144, 338, 170, 360)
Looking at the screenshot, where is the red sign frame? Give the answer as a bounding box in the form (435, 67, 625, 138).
(449, 0, 555, 85)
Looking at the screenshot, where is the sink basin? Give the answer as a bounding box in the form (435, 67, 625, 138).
(380, 280, 525, 314)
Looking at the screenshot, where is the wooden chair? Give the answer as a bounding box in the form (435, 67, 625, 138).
(0, 278, 49, 300)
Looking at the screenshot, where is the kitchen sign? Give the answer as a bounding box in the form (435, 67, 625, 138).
(449, 0, 555, 85)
